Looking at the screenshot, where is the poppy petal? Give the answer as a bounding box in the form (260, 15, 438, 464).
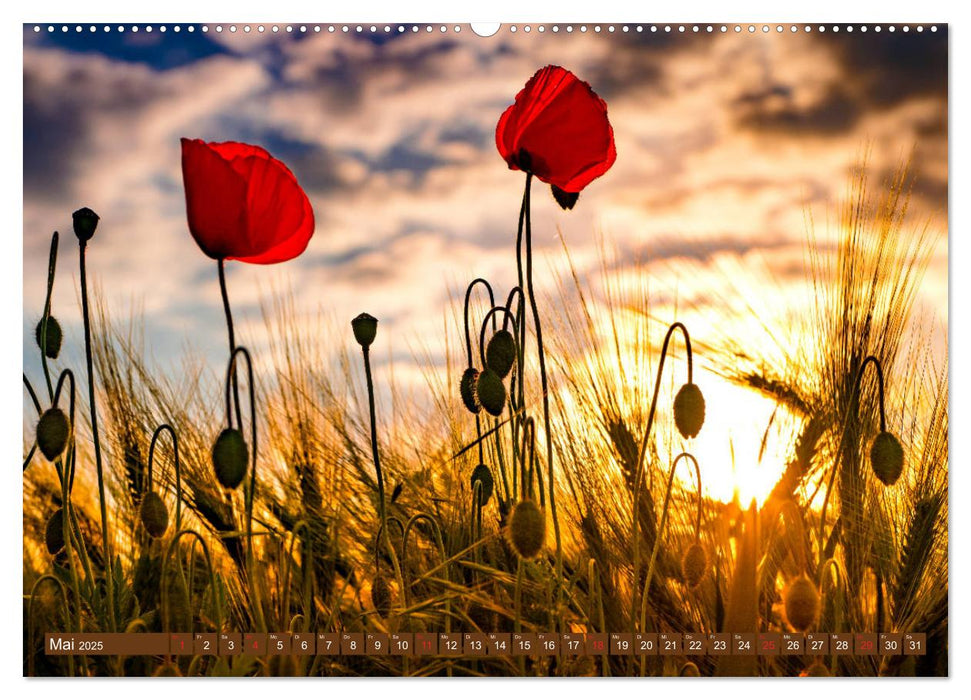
(180, 138, 248, 260)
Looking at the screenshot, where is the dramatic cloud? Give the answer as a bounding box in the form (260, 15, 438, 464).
(23, 26, 948, 400)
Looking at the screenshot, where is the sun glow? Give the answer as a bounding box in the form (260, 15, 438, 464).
(685, 369, 795, 506)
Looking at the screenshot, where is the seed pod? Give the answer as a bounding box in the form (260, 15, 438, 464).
(72, 207, 100, 242)
(211, 428, 248, 490)
(36, 408, 70, 461)
(139, 491, 169, 538)
(486, 329, 516, 379)
(679, 662, 701, 677)
(784, 574, 820, 632)
(471, 463, 495, 506)
(870, 431, 904, 486)
(35, 316, 63, 359)
(371, 573, 393, 618)
(801, 661, 830, 677)
(507, 500, 546, 559)
(460, 367, 481, 414)
(681, 542, 708, 588)
(673, 382, 705, 439)
(476, 368, 506, 417)
(351, 312, 378, 349)
(45, 509, 65, 555)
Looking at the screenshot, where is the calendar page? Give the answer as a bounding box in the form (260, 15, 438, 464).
(22, 20, 948, 679)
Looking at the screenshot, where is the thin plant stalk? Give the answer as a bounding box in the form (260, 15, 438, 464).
(218, 259, 243, 427)
(638, 452, 701, 675)
(816, 355, 887, 573)
(78, 238, 116, 630)
(630, 321, 693, 633)
(39, 232, 59, 400)
(147, 424, 183, 531)
(224, 346, 265, 630)
(361, 341, 406, 624)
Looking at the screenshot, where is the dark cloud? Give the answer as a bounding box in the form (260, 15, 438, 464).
(734, 84, 861, 134)
(818, 27, 948, 108)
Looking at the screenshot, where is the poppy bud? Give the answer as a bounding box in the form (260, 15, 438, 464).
(681, 542, 708, 588)
(212, 428, 248, 490)
(45, 508, 65, 555)
(36, 408, 70, 461)
(870, 431, 904, 486)
(507, 500, 546, 559)
(486, 329, 517, 379)
(460, 367, 481, 414)
(371, 573, 394, 618)
(673, 382, 706, 439)
(679, 662, 701, 677)
(351, 313, 378, 349)
(139, 491, 169, 538)
(72, 207, 100, 243)
(476, 368, 506, 417)
(783, 574, 820, 632)
(471, 463, 495, 506)
(35, 316, 63, 359)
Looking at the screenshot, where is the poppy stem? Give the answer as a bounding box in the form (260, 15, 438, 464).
(217, 259, 243, 428)
(78, 240, 117, 633)
(520, 174, 563, 600)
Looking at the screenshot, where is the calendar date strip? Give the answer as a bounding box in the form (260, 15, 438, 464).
(45, 631, 927, 657)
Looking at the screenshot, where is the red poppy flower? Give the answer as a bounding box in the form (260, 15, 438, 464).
(181, 138, 315, 264)
(496, 65, 616, 197)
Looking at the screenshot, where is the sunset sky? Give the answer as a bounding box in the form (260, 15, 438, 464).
(22, 25, 948, 502)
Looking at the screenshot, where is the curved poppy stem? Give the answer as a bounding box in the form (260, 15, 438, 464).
(630, 321, 693, 633)
(23, 374, 42, 471)
(816, 355, 886, 575)
(224, 346, 264, 630)
(27, 575, 75, 677)
(637, 452, 700, 670)
(147, 424, 183, 531)
(78, 240, 116, 632)
(463, 278, 495, 466)
(218, 259, 243, 429)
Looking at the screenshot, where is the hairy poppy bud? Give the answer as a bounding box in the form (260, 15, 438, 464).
(139, 491, 169, 538)
(371, 573, 393, 618)
(674, 383, 706, 439)
(351, 313, 378, 349)
(45, 509, 65, 555)
(72, 207, 100, 243)
(460, 367, 481, 414)
(35, 316, 63, 359)
(507, 500, 546, 559)
(36, 408, 70, 461)
(681, 542, 708, 588)
(471, 463, 495, 506)
(870, 431, 904, 486)
(476, 368, 506, 417)
(486, 329, 517, 379)
(784, 574, 820, 632)
(212, 428, 248, 490)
